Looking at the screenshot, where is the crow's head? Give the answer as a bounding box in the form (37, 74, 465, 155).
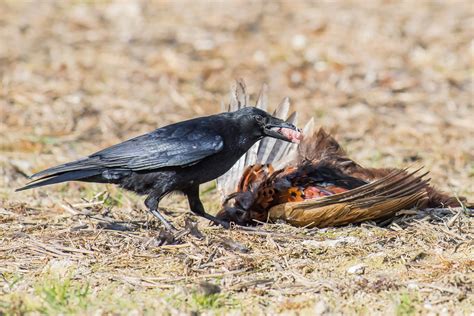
(234, 107, 302, 143)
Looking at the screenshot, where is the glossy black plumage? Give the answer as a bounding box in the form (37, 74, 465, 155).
(17, 107, 299, 229)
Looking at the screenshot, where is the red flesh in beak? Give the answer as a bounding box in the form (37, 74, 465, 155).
(278, 128, 303, 143)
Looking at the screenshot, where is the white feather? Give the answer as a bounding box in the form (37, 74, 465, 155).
(216, 81, 313, 199)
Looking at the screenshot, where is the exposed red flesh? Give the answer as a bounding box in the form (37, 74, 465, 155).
(278, 127, 303, 143)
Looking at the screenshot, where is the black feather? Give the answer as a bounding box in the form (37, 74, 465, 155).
(16, 169, 101, 191)
(16, 106, 300, 228)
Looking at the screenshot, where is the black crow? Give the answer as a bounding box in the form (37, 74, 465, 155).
(17, 107, 302, 230)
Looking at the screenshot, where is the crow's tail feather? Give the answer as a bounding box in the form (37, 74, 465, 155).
(29, 158, 94, 179)
(16, 169, 101, 192)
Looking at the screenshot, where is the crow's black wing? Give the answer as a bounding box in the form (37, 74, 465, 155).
(91, 124, 224, 171)
(28, 123, 224, 180)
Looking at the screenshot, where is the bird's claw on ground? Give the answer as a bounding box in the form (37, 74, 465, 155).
(204, 214, 231, 229)
(149, 208, 177, 231)
(209, 220, 231, 229)
(183, 217, 205, 239)
(156, 229, 178, 246)
(218, 220, 231, 229)
(156, 218, 204, 246)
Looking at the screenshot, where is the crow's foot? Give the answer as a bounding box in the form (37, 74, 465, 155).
(199, 213, 231, 229)
(149, 208, 177, 231)
(156, 217, 204, 246)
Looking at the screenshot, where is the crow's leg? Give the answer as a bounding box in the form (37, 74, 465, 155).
(150, 209, 176, 232)
(145, 193, 177, 232)
(184, 185, 230, 228)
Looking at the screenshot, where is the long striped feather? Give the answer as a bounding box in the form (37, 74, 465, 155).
(268, 169, 430, 228)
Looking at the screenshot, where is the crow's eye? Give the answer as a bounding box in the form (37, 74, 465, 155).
(254, 115, 264, 123)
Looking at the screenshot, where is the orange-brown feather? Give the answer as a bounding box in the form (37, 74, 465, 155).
(217, 128, 470, 226)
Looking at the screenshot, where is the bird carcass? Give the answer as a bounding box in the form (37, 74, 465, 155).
(216, 82, 470, 228)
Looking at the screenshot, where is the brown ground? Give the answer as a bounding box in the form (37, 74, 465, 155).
(1, 1, 473, 315)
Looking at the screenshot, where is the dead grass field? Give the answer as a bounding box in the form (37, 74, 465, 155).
(1, 1, 473, 315)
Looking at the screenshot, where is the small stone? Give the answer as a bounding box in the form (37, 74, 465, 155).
(347, 264, 366, 275)
(253, 50, 267, 64)
(292, 34, 307, 50)
(407, 282, 418, 290)
(313, 300, 328, 315)
(196, 282, 221, 296)
(424, 302, 433, 310)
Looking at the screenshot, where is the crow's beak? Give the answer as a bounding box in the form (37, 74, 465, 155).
(263, 120, 303, 143)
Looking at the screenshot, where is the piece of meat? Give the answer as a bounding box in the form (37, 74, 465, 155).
(278, 127, 303, 143)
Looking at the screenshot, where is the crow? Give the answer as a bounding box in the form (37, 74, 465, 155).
(17, 107, 302, 230)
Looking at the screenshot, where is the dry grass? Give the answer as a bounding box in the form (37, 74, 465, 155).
(1, 1, 473, 315)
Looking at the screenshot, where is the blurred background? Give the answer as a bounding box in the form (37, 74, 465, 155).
(0, 2, 473, 314)
(1, 0, 473, 199)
